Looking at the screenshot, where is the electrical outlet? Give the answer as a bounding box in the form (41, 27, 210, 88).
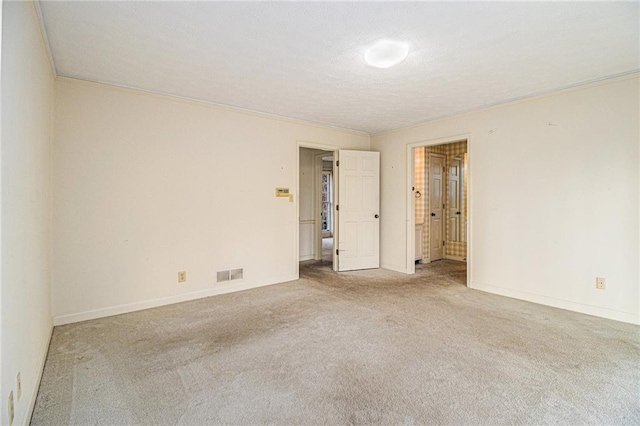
(178, 271, 187, 283)
(8, 391, 14, 426)
(596, 277, 606, 290)
(16, 372, 21, 401)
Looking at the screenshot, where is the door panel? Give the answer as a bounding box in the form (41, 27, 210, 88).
(448, 158, 462, 242)
(337, 150, 380, 271)
(429, 154, 445, 261)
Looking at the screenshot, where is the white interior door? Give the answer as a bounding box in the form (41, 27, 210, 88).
(336, 150, 380, 271)
(448, 157, 462, 242)
(429, 153, 445, 261)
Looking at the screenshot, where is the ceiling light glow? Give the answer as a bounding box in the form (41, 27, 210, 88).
(364, 40, 409, 68)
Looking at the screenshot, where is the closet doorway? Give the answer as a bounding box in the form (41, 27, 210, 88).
(409, 137, 470, 282)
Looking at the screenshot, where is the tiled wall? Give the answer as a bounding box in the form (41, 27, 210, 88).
(415, 140, 468, 261)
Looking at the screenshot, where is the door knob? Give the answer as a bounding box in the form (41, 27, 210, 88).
(431, 213, 436, 217)
(456, 211, 461, 215)
(374, 214, 379, 218)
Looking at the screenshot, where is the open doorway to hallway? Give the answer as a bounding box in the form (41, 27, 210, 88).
(299, 147, 335, 268)
(320, 155, 334, 263)
(412, 139, 468, 283)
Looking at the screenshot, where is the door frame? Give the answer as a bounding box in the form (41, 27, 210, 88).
(296, 141, 339, 274)
(405, 133, 472, 288)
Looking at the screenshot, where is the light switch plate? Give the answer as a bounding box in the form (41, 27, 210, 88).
(275, 187, 290, 197)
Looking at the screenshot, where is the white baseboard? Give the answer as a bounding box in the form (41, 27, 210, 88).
(381, 263, 409, 273)
(25, 324, 53, 425)
(472, 281, 639, 325)
(445, 255, 466, 262)
(299, 254, 314, 261)
(53, 274, 298, 325)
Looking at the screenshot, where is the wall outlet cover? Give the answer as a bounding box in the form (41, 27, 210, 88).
(596, 277, 606, 290)
(178, 271, 187, 283)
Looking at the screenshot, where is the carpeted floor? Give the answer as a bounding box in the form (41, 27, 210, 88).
(32, 260, 639, 425)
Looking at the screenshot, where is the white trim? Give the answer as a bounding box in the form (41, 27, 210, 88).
(299, 255, 314, 262)
(33, 1, 57, 76)
(405, 134, 472, 287)
(26, 325, 53, 424)
(57, 76, 368, 136)
(472, 281, 640, 326)
(53, 274, 298, 326)
(405, 152, 415, 274)
(381, 263, 408, 274)
(55, 71, 638, 138)
(0, 3, 3, 421)
(296, 141, 339, 153)
(445, 255, 466, 262)
(372, 71, 640, 137)
(465, 136, 473, 289)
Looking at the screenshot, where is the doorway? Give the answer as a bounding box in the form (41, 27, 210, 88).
(320, 157, 334, 262)
(298, 147, 336, 268)
(409, 137, 469, 283)
(298, 145, 381, 274)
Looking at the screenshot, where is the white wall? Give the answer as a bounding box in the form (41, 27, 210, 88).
(53, 78, 369, 324)
(372, 75, 639, 325)
(1, 2, 54, 425)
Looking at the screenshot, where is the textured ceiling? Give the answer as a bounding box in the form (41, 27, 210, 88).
(39, 1, 639, 134)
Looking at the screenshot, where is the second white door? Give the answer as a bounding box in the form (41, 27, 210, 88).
(429, 153, 445, 261)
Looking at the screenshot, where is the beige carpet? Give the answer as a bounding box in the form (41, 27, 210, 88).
(32, 260, 639, 425)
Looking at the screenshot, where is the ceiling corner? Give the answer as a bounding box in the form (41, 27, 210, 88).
(33, 0, 57, 76)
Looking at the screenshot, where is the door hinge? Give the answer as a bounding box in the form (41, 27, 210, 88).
(412, 186, 415, 191)
(443, 166, 445, 172)
(443, 240, 446, 246)
(336, 249, 339, 256)
(336, 205, 339, 211)
(336, 160, 339, 167)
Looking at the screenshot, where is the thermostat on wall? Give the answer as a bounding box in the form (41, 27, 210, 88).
(275, 187, 290, 197)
